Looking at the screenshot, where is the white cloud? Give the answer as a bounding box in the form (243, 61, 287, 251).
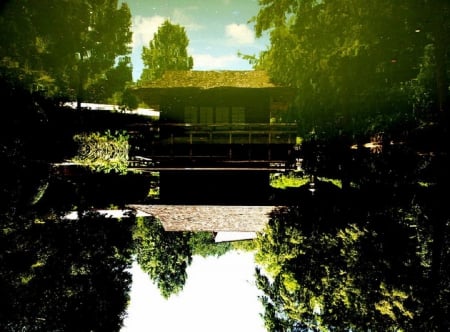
(131, 13, 203, 51)
(132, 15, 166, 49)
(171, 8, 204, 31)
(193, 53, 250, 70)
(225, 23, 255, 45)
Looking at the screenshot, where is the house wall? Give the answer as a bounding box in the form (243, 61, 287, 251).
(132, 86, 297, 167)
(158, 89, 271, 124)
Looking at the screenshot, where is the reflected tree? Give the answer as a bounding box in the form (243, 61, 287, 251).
(189, 231, 231, 258)
(255, 148, 449, 331)
(0, 77, 137, 331)
(1, 208, 135, 331)
(133, 216, 193, 299)
(133, 219, 234, 298)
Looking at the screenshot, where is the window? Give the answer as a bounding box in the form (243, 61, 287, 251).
(215, 106, 229, 123)
(199, 107, 213, 123)
(184, 105, 245, 124)
(231, 106, 245, 123)
(184, 106, 197, 123)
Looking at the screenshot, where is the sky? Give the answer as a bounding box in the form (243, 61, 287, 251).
(124, 0, 270, 80)
(121, 251, 266, 332)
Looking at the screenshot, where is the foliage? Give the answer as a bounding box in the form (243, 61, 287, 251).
(189, 232, 232, 258)
(270, 172, 309, 189)
(317, 177, 342, 189)
(0, 76, 138, 331)
(0, 0, 133, 102)
(251, 0, 449, 137)
(232, 239, 258, 252)
(0, 79, 138, 330)
(133, 216, 193, 298)
(139, 20, 193, 83)
(254, 140, 450, 331)
(0, 208, 135, 332)
(119, 85, 140, 110)
(71, 130, 130, 174)
(133, 220, 236, 297)
(84, 56, 136, 107)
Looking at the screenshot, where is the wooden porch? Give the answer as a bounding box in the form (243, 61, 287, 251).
(128, 122, 299, 170)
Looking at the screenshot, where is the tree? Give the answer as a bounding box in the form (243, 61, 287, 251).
(0, 0, 133, 105)
(84, 56, 135, 107)
(251, 1, 448, 137)
(189, 232, 232, 257)
(0, 80, 140, 331)
(0, 129, 135, 331)
(0, 211, 135, 332)
(139, 20, 193, 83)
(133, 216, 193, 298)
(254, 143, 450, 331)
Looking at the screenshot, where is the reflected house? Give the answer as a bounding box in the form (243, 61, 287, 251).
(213, 231, 257, 243)
(128, 204, 276, 241)
(63, 206, 277, 242)
(127, 205, 272, 231)
(133, 70, 297, 204)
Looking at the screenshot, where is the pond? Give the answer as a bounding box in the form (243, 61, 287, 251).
(2, 78, 449, 331)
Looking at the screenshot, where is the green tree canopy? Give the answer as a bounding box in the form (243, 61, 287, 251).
(0, 0, 133, 104)
(132, 224, 233, 298)
(254, 143, 449, 331)
(0, 211, 135, 332)
(84, 56, 135, 106)
(133, 216, 193, 298)
(139, 20, 193, 83)
(189, 232, 231, 258)
(251, 0, 449, 136)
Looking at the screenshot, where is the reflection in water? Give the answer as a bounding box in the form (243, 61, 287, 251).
(0, 79, 138, 331)
(133, 216, 193, 299)
(0, 208, 135, 331)
(122, 251, 265, 332)
(3, 116, 448, 331)
(2, 76, 450, 331)
(133, 215, 235, 299)
(254, 142, 449, 331)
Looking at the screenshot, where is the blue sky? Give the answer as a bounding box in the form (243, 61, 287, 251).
(124, 0, 269, 80)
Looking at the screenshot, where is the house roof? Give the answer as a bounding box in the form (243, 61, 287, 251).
(133, 70, 296, 106)
(137, 70, 280, 89)
(128, 204, 281, 232)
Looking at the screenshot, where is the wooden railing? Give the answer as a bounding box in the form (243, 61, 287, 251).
(128, 122, 300, 169)
(158, 122, 299, 145)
